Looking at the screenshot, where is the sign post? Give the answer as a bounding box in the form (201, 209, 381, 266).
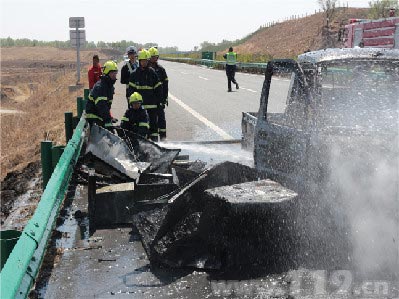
(69, 17, 85, 84)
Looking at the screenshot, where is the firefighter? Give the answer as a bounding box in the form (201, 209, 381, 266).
(121, 46, 138, 104)
(223, 47, 239, 92)
(120, 92, 149, 137)
(85, 60, 118, 131)
(148, 47, 168, 140)
(128, 50, 162, 142)
(88, 54, 102, 90)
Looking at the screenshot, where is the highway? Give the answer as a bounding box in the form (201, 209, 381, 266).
(113, 60, 264, 141)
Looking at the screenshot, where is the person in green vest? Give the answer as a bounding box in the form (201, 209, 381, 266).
(223, 47, 239, 92)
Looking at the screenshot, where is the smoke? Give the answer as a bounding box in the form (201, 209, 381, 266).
(327, 134, 399, 277)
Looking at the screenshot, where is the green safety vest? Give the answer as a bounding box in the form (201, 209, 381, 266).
(226, 52, 237, 65)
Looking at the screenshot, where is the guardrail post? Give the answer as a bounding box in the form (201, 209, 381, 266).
(77, 96, 84, 118)
(65, 112, 73, 143)
(73, 116, 79, 129)
(51, 145, 65, 170)
(41, 141, 53, 189)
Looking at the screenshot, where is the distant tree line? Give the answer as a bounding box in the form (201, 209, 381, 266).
(0, 37, 179, 54)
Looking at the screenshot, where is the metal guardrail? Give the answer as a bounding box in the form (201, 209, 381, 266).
(162, 57, 268, 73)
(0, 116, 87, 299)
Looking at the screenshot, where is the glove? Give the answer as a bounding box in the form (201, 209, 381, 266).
(111, 117, 118, 123)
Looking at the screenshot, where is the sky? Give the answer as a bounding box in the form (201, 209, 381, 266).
(1, 0, 373, 51)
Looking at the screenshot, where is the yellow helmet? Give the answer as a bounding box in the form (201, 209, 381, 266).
(102, 60, 118, 75)
(129, 92, 143, 104)
(137, 50, 149, 60)
(148, 47, 159, 57)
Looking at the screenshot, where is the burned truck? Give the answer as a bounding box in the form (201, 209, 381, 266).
(85, 48, 398, 276)
(242, 48, 399, 274)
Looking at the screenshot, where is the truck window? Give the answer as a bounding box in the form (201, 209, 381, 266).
(267, 69, 307, 128)
(317, 61, 399, 130)
(265, 69, 294, 126)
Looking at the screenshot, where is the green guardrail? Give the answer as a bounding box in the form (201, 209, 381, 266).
(0, 106, 87, 298)
(162, 57, 268, 73)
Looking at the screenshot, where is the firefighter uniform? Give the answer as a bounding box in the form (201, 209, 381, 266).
(128, 50, 162, 141)
(85, 61, 118, 130)
(148, 47, 168, 140)
(121, 92, 150, 137)
(121, 46, 139, 102)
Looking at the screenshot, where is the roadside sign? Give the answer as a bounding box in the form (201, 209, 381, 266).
(69, 17, 85, 28)
(70, 30, 86, 47)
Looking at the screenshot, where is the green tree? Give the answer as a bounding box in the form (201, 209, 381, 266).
(368, 0, 398, 18)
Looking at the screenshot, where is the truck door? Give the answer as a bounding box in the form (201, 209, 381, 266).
(254, 60, 310, 188)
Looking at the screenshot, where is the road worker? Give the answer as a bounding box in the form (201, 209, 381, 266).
(88, 54, 102, 90)
(121, 46, 139, 104)
(85, 60, 118, 131)
(223, 47, 239, 92)
(128, 49, 162, 142)
(148, 47, 168, 141)
(120, 92, 149, 137)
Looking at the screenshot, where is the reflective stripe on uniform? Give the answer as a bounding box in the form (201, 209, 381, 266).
(129, 82, 154, 90)
(85, 113, 103, 121)
(158, 128, 166, 132)
(142, 105, 158, 109)
(104, 123, 113, 127)
(95, 96, 108, 105)
(154, 82, 162, 88)
(127, 62, 134, 74)
(164, 77, 169, 81)
(121, 116, 129, 122)
(150, 132, 159, 137)
(139, 122, 150, 128)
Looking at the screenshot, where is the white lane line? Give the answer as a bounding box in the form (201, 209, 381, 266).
(168, 92, 233, 140)
(240, 87, 257, 93)
(198, 76, 209, 80)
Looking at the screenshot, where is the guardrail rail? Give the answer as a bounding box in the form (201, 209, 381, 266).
(0, 114, 87, 299)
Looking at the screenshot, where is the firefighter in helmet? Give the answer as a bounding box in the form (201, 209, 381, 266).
(120, 92, 149, 137)
(85, 60, 118, 130)
(127, 49, 162, 141)
(121, 46, 139, 104)
(148, 47, 169, 141)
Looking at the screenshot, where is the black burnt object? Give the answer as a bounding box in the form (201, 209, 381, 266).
(133, 162, 299, 271)
(115, 128, 180, 173)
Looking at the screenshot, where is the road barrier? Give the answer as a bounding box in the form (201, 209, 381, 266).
(162, 57, 268, 74)
(0, 90, 88, 299)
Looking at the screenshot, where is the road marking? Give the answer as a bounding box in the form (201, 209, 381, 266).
(198, 76, 209, 80)
(168, 93, 233, 140)
(241, 87, 257, 93)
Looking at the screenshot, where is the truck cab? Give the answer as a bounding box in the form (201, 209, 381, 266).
(243, 48, 399, 192)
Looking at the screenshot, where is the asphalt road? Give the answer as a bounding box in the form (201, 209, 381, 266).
(113, 60, 265, 141)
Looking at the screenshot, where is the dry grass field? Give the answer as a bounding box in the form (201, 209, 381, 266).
(0, 47, 117, 219)
(219, 8, 369, 58)
(1, 47, 116, 179)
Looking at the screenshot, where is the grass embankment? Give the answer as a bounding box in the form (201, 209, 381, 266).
(1, 70, 82, 181)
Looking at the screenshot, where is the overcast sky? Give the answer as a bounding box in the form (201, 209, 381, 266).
(1, 0, 372, 51)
